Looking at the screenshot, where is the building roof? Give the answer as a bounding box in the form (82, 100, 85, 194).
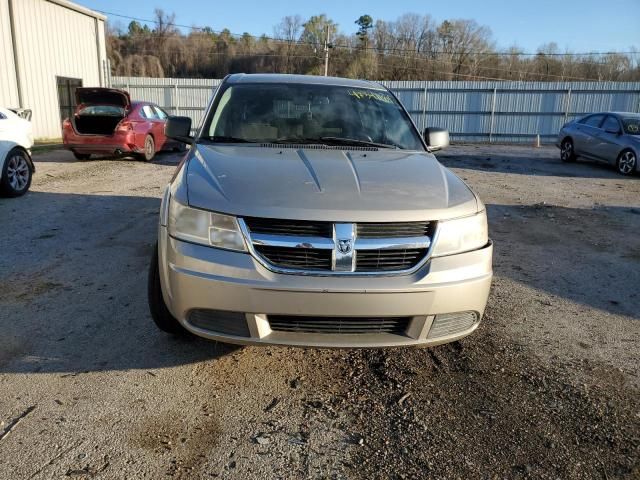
(225, 73, 385, 90)
(47, 0, 106, 21)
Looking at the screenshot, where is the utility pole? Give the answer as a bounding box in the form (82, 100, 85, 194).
(323, 24, 331, 76)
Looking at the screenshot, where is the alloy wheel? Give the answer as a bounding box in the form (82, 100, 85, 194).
(618, 151, 636, 175)
(561, 141, 573, 161)
(7, 154, 30, 191)
(144, 136, 155, 161)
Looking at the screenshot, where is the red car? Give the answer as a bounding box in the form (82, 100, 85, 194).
(62, 88, 180, 161)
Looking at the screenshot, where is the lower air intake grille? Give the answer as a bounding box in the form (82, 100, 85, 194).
(255, 245, 332, 270)
(356, 248, 426, 272)
(268, 316, 411, 334)
(427, 311, 479, 339)
(188, 309, 250, 337)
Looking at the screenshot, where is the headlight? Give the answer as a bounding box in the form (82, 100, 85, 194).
(431, 211, 488, 257)
(168, 199, 247, 251)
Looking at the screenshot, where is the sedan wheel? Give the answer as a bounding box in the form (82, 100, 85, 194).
(72, 151, 91, 160)
(142, 135, 155, 162)
(0, 148, 32, 197)
(560, 139, 576, 162)
(617, 150, 637, 176)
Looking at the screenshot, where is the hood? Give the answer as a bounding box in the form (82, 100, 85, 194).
(75, 88, 130, 108)
(0, 109, 33, 149)
(185, 145, 479, 222)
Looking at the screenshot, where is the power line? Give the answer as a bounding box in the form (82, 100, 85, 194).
(369, 50, 612, 82)
(115, 47, 320, 60)
(100, 9, 639, 58)
(115, 42, 624, 83)
(376, 62, 520, 82)
(117, 27, 636, 70)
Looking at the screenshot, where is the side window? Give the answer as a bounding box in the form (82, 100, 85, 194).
(601, 116, 620, 132)
(141, 105, 156, 119)
(0, 111, 6, 120)
(583, 114, 605, 128)
(153, 106, 168, 120)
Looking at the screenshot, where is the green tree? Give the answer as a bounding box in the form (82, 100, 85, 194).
(355, 15, 373, 47)
(301, 15, 337, 52)
(127, 21, 150, 36)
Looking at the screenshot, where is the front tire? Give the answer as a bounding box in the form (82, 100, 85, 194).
(616, 150, 637, 176)
(148, 242, 188, 335)
(560, 138, 576, 162)
(141, 135, 155, 162)
(0, 148, 32, 197)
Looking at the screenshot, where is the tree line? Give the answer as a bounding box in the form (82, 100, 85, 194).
(107, 10, 640, 81)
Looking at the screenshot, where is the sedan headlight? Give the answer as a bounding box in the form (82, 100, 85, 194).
(168, 199, 247, 252)
(431, 211, 488, 257)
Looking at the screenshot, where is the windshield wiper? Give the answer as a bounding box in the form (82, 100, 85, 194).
(318, 137, 398, 149)
(271, 136, 398, 149)
(205, 136, 251, 143)
(270, 137, 326, 145)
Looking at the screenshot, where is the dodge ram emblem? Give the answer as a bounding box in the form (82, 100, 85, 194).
(337, 239, 353, 254)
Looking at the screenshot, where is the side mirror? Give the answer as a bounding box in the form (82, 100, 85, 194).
(604, 127, 620, 135)
(165, 116, 193, 143)
(424, 127, 450, 152)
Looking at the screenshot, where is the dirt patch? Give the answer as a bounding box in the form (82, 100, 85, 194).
(0, 276, 64, 303)
(131, 409, 221, 478)
(338, 319, 639, 479)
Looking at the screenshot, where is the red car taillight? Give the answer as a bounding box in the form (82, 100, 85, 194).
(116, 120, 133, 132)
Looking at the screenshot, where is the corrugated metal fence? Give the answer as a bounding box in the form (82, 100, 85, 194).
(112, 77, 640, 143)
(112, 77, 222, 132)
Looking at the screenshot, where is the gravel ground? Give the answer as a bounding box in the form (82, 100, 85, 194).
(0, 145, 638, 479)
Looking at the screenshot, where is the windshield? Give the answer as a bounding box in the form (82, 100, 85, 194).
(621, 117, 640, 135)
(202, 83, 424, 150)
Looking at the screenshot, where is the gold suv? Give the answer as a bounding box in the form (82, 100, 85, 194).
(148, 74, 492, 348)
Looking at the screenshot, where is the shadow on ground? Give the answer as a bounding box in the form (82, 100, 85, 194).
(438, 147, 638, 180)
(0, 190, 237, 375)
(487, 202, 640, 319)
(1, 177, 638, 375)
(31, 149, 184, 165)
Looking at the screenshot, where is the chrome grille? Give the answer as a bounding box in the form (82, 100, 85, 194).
(254, 245, 332, 270)
(244, 217, 332, 237)
(241, 218, 435, 275)
(356, 248, 425, 272)
(357, 221, 433, 238)
(268, 315, 411, 334)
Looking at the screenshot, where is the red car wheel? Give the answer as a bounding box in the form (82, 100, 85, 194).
(142, 135, 155, 162)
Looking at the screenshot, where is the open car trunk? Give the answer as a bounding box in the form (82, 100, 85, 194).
(72, 88, 131, 136)
(72, 114, 125, 135)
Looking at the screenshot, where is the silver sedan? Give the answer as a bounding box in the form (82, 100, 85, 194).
(557, 112, 640, 175)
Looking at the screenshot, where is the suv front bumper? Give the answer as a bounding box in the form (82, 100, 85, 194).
(158, 226, 493, 348)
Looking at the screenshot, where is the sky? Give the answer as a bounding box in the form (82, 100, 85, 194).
(81, 0, 639, 53)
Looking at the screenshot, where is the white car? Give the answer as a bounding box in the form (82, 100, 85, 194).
(0, 107, 34, 197)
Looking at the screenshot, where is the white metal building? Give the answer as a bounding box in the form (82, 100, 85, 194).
(0, 0, 107, 140)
